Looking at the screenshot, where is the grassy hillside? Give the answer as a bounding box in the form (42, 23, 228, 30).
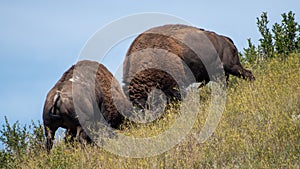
(1, 54, 300, 168)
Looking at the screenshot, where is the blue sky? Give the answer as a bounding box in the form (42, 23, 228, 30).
(0, 1, 299, 126)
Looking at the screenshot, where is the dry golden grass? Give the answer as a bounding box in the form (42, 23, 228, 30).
(2, 54, 300, 169)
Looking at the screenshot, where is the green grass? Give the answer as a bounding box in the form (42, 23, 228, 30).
(1, 54, 300, 168)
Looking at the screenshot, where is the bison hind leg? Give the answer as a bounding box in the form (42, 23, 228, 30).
(64, 129, 76, 144)
(44, 126, 58, 153)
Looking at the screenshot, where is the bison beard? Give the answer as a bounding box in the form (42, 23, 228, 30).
(43, 60, 128, 153)
(123, 24, 255, 109)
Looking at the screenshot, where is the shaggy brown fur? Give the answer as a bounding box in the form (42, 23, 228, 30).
(123, 24, 255, 109)
(43, 60, 128, 152)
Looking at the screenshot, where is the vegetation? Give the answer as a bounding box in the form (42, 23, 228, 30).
(1, 53, 299, 168)
(243, 11, 300, 64)
(1, 11, 300, 168)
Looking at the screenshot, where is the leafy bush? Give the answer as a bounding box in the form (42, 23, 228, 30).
(243, 38, 258, 64)
(257, 12, 274, 59)
(0, 117, 28, 157)
(243, 11, 300, 64)
(0, 117, 44, 168)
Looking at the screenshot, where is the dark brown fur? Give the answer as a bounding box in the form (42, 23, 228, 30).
(123, 24, 255, 109)
(43, 60, 128, 152)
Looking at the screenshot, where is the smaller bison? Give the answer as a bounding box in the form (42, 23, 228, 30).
(43, 60, 129, 152)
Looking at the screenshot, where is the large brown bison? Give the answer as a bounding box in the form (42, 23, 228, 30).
(43, 60, 129, 152)
(123, 24, 255, 109)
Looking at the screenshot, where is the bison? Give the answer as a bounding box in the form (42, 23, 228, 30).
(123, 24, 255, 109)
(43, 60, 129, 152)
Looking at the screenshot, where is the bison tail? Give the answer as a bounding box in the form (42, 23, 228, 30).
(49, 92, 62, 119)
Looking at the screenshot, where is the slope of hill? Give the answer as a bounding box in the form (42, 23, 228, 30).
(1, 54, 299, 168)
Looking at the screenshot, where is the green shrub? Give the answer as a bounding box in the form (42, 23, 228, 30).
(243, 11, 300, 64)
(0, 117, 44, 168)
